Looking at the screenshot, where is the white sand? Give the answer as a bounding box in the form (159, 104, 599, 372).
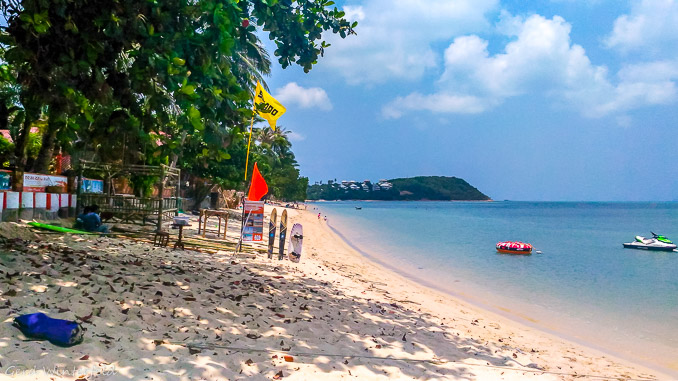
(0, 208, 670, 380)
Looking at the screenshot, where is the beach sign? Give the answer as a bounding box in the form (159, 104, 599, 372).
(268, 208, 277, 259)
(23, 173, 67, 192)
(242, 200, 265, 242)
(278, 209, 288, 260)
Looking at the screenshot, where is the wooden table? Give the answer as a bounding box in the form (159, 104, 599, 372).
(197, 209, 229, 239)
(173, 224, 185, 250)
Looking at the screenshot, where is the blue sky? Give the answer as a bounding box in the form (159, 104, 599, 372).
(258, 0, 678, 201)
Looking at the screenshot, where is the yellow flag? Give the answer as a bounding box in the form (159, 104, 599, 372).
(254, 81, 286, 130)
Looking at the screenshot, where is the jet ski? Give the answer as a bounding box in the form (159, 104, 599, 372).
(623, 232, 677, 251)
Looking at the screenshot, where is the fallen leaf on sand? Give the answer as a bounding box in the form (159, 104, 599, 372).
(273, 370, 284, 379)
(77, 312, 94, 323)
(79, 355, 89, 360)
(245, 359, 254, 366)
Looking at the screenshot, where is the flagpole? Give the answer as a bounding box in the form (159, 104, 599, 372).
(246, 81, 285, 181)
(244, 113, 255, 181)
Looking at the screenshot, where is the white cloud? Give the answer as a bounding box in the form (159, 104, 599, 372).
(383, 13, 678, 118)
(605, 0, 678, 54)
(321, 0, 499, 84)
(274, 82, 333, 111)
(287, 131, 306, 142)
(382, 92, 489, 119)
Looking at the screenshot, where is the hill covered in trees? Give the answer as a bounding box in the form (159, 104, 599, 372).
(307, 176, 490, 201)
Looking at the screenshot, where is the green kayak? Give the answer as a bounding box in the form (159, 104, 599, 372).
(27, 222, 96, 235)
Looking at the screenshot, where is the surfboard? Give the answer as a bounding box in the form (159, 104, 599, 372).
(278, 209, 288, 260)
(267, 208, 277, 259)
(289, 223, 303, 263)
(27, 222, 94, 235)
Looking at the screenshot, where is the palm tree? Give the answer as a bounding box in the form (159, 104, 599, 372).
(231, 33, 272, 93)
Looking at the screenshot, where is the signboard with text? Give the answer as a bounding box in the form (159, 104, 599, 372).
(242, 200, 265, 241)
(23, 173, 67, 192)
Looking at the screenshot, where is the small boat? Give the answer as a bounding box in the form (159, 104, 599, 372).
(496, 241, 533, 255)
(355, 207, 362, 210)
(623, 232, 676, 252)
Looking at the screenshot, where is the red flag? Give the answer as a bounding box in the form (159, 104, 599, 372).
(247, 162, 268, 201)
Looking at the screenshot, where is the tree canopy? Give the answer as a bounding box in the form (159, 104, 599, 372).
(0, 0, 355, 200)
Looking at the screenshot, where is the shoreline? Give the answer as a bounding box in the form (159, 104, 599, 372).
(320, 211, 677, 379)
(297, 206, 674, 379)
(0, 209, 671, 380)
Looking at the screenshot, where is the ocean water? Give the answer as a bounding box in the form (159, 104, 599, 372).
(312, 201, 678, 372)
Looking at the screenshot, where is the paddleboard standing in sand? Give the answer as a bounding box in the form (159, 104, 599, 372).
(278, 209, 288, 260)
(289, 223, 303, 263)
(267, 208, 277, 259)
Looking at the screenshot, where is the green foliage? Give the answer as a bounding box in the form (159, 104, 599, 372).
(0, 0, 356, 188)
(130, 175, 158, 198)
(389, 176, 490, 200)
(250, 126, 307, 201)
(0, 136, 13, 166)
(26, 132, 41, 158)
(307, 176, 491, 201)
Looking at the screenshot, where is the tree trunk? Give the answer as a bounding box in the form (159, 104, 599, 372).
(11, 117, 33, 191)
(13, 94, 40, 185)
(13, 116, 32, 170)
(32, 117, 61, 173)
(32, 105, 66, 174)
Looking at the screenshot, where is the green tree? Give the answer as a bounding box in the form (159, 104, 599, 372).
(251, 125, 306, 201)
(0, 0, 356, 188)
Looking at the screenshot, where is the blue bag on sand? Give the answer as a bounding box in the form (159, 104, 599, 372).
(13, 313, 84, 347)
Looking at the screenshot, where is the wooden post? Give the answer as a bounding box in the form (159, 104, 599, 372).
(156, 166, 165, 232)
(175, 169, 181, 216)
(75, 163, 83, 215)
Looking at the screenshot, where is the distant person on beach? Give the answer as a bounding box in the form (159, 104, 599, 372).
(74, 206, 91, 230)
(323, 215, 327, 222)
(318, 213, 321, 220)
(82, 204, 110, 234)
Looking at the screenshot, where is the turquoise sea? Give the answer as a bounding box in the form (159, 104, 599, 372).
(312, 201, 678, 374)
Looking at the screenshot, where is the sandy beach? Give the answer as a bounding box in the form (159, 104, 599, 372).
(0, 206, 670, 380)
